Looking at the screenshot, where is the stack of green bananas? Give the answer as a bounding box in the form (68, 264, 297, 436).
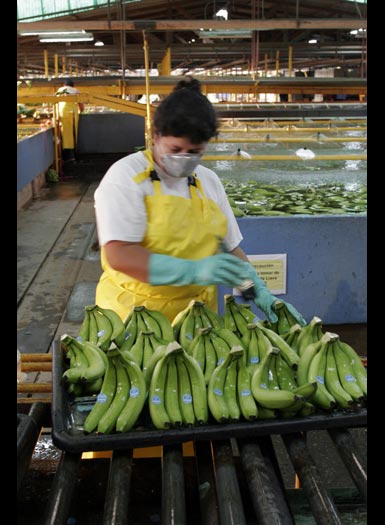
(297, 331, 367, 410)
(120, 305, 175, 352)
(296, 316, 324, 356)
(148, 341, 208, 429)
(83, 349, 146, 434)
(78, 305, 127, 350)
(60, 334, 108, 397)
(171, 300, 222, 352)
(222, 294, 257, 338)
(267, 300, 307, 335)
(189, 325, 244, 384)
(120, 329, 169, 375)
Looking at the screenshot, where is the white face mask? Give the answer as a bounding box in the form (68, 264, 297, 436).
(161, 152, 202, 178)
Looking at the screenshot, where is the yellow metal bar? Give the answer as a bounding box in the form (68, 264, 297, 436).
(202, 154, 367, 161)
(44, 49, 49, 78)
(288, 45, 293, 102)
(143, 31, 153, 149)
(62, 56, 66, 74)
(275, 50, 280, 76)
(54, 53, 59, 77)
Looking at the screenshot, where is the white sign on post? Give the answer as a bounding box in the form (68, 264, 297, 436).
(233, 254, 287, 295)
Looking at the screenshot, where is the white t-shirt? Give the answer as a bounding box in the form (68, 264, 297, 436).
(94, 150, 243, 252)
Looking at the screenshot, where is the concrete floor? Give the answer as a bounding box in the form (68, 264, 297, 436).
(17, 154, 367, 523)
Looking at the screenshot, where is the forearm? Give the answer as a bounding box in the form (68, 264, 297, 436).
(228, 245, 249, 263)
(104, 241, 150, 282)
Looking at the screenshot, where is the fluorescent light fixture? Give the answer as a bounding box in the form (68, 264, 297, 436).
(39, 33, 94, 43)
(198, 29, 252, 39)
(94, 40, 104, 47)
(20, 30, 88, 36)
(308, 39, 318, 44)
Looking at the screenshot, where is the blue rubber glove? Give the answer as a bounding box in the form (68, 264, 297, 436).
(148, 253, 253, 287)
(247, 265, 306, 326)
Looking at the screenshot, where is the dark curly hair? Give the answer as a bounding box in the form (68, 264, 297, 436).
(153, 76, 218, 144)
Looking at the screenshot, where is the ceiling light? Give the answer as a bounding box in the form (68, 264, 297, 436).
(198, 29, 252, 39)
(94, 40, 104, 47)
(39, 33, 94, 43)
(215, 8, 228, 20)
(19, 30, 88, 36)
(308, 39, 318, 44)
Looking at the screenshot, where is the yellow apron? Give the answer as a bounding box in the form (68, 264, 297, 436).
(58, 101, 79, 149)
(95, 150, 228, 322)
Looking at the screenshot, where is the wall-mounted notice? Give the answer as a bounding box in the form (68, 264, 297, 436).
(234, 254, 287, 295)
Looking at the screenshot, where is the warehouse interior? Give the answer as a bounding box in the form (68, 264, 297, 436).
(17, 2, 367, 524)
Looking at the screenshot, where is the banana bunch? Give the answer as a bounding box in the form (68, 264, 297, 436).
(257, 322, 300, 370)
(297, 331, 367, 411)
(281, 323, 303, 353)
(250, 347, 315, 412)
(60, 334, 108, 397)
(189, 325, 240, 384)
(78, 305, 126, 350)
(173, 300, 222, 353)
(208, 345, 259, 423)
(83, 350, 146, 434)
(120, 305, 175, 353)
(240, 322, 274, 375)
(222, 295, 257, 338)
(296, 316, 324, 357)
(148, 341, 208, 429)
(120, 329, 169, 375)
(267, 300, 305, 335)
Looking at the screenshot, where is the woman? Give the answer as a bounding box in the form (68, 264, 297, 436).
(94, 76, 305, 326)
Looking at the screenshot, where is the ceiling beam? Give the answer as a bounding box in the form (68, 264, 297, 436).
(17, 18, 367, 33)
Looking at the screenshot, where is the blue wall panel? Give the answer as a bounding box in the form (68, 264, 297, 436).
(17, 129, 54, 192)
(217, 215, 367, 325)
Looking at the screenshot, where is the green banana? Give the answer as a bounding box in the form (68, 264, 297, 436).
(175, 353, 196, 427)
(325, 344, 354, 409)
(83, 357, 117, 433)
(143, 344, 167, 392)
(83, 376, 103, 395)
(191, 330, 206, 372)
(257, 405, 277, 419)
(293, 381, 318, 400)
(275, 351, 298, 391)
(178, 306, 199, 352)
(129, 330, 148, 369)
(203, 337, 218, 386)
(224, 360, 241, 421)
(119, 309, 139, 352)
(281, 323, 302, 353)
(207, 346, 243, 423)
(115, 355, 146, 433)
(97, 357, 130, 434)
(333, 341, 365, 402)
(297, 316, 324, 357)
(171, 300, 195, 340)
(258, 324, 300, 369)
(237, 359, 258, 420)
(148, 354, 171, 430)
(336, 340, 367, 396)
(209, 328, 231, 366)
(94, 305, 126, 347)
(78, 308, 90, 342)
(199, 303, 223, 329)
(93, 307, 114, 350)
(250, 348, 301, 409)
(88, 309, 99, 344)
(164, 356, 183, 427)
(296, 339, 323, 386)
(61, 335, 89, 384)
(307, 339, 337, 410)
(182, 350, 208, 424)
(143, 307, 175, 342)
(78, 339, 107, 383)
(229, 301, 250, 338)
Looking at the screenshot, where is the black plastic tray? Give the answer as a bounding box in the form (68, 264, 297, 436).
(51, 340, 367, 453)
